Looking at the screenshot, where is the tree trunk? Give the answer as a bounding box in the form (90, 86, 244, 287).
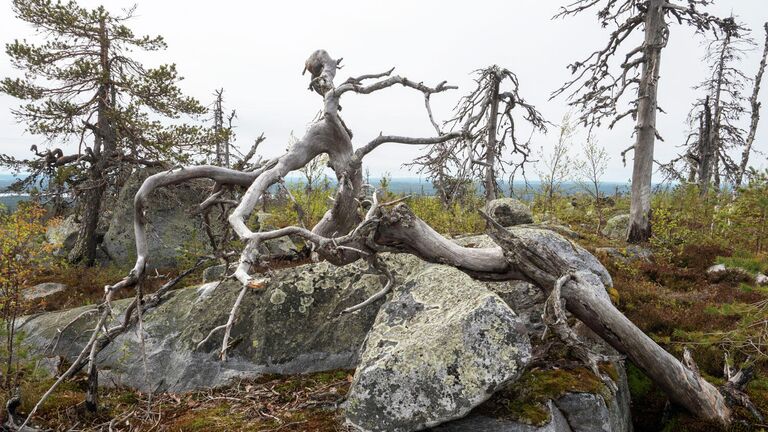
(736, 22, 768, 188)
(484, 73, 500, 203)
(627, 0, 665, 243)
(69, 16, 113, 265)
(698, 97, 714, 195)
(707, 31, 732, 192)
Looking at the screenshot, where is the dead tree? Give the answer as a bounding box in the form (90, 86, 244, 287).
(22, 50, 762, 429)
(736, 22, 768, 188)
(211, 89, 237, 168)
(409, 66, 547, 204)
(686, 17, 752, 194)
(552, 0, 730, 243)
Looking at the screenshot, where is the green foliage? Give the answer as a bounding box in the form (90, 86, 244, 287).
(270, 182, 333, 229)
(626, 363, 653, 399)
(647, 177, 768, 265)
(716, 255, 768, 274)
(408, 195, 486, 236)
(0, 202, 60, 389)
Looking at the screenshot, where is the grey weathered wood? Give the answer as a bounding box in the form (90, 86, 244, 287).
(627, 0, 665, 243)
(737, 22, 768, 188)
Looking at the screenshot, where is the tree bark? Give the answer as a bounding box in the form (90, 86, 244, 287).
(69, 15, 113, 265)
(484, 73, 500, 203)
(736, 22, 768, 188)
(627, 0, 665, 243)
(698, 96, 714, 195)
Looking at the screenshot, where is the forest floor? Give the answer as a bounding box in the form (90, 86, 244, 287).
(6, 223, 768, 431)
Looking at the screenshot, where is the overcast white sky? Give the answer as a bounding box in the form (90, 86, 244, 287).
(0, 0, 767, 181)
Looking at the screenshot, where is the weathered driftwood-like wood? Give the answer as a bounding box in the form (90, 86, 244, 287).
(737, 22, 768, 187)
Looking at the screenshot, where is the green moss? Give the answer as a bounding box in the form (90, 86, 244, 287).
(172, 404, 249, 431)
(626, 363, 652, 398)
(703, 303, 749, 317)
(481, 366, 614, 426)
(505, 400, 550, 425)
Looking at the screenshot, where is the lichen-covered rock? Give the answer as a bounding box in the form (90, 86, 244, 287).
(103, 168, 219, 269)
(432, 363, 632, 432)
(103, 169, 298, 269)
(18, 257, 423, 392)
(23, 282, 67, 300)
(486, 198, 534, 227)
(601, 214, 630, 240)
(45, 215, 79, 256)
(431, 401, 572, 432)
(202, 264, 228, 283)
(345, 266, 532, 432)
(757, 273, 768, 286)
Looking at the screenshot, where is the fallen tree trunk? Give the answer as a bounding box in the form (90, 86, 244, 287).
(374, 204, 747, 425)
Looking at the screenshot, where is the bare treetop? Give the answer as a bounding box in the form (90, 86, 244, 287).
(552, 0, 729, 131)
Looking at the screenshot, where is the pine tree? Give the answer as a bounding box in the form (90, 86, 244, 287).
(0, 0, 208, 264)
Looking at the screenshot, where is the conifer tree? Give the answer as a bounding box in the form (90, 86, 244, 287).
(0, 0, 207, 264)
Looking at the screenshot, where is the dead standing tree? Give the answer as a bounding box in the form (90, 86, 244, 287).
(409, 66, 547, 204)
(686, 17, 753, 195)
(736, 22, 768, 188)
(552, 0, 729, 243)
(22, 50, 762, 428)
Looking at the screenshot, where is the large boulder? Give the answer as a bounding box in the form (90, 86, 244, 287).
(45, 215, 80, 256)
(345, 266, 533, 432)
(18, 255, 424, 392)
(20, 227, 630, 431)
(23, 282, 67, 301)
(103, 169, 297, 269)
(486, 198, 534, 227)
(103, 168, 217, 269)
(601, 214, 629, 240)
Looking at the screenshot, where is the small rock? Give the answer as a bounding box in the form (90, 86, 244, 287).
(23, 282, 67, 300)
(756, 273, 768, 286)
(486, 198, 534, 227)
(202, 264, 228, 283)
(707, 264, 726, 274)
(601, 214, 630, 240)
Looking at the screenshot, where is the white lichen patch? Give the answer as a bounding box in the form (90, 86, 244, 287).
(269, 288, 287, 305)
(296, 278, 315, 295)
(299, 296, 315, 313)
